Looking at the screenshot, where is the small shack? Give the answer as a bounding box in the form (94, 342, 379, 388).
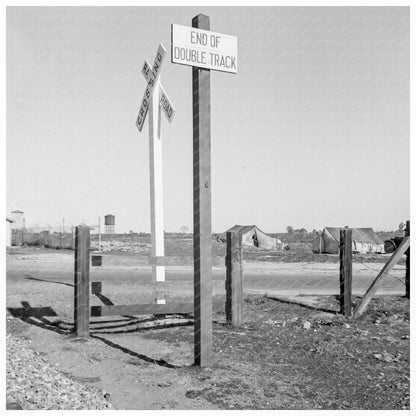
(312, 227, 385, 254)
(225, 225, 282, 250)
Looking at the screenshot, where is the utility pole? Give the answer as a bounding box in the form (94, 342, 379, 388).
(98, 216, 101, 252)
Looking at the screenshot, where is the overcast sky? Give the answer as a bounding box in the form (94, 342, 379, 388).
(6, 6, 409, 233)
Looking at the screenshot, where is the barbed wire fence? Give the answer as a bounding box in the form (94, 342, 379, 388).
(333, 228, 408, 316)
(11, 222, 104, 250)
(9, 224, 408, 316)
(224, 227, 408, 321)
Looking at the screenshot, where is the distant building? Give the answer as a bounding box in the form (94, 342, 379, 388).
(10, 210, 24, 230)
(6, 218, 15, 247)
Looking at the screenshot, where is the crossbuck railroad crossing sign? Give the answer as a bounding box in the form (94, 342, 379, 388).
(135, 43, 176, 305)
(136, 44, 176, 131)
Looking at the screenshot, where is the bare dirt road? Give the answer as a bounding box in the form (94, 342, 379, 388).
(7, 248, 405, 314)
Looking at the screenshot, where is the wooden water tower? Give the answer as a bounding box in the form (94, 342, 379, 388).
(104, 214, 115, 235)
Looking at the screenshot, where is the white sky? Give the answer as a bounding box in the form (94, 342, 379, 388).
(6, 5, 410, 233)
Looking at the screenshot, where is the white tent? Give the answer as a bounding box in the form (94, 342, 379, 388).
(226, 225, 283, 250)
(312, 227, 385, 254)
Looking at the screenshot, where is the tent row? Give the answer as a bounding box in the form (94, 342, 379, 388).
(221, 225, 385, 255)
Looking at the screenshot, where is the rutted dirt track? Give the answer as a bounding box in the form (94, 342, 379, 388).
(6, 247, 409, 409)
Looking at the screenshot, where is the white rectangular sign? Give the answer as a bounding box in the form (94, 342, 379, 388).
(171, 24, 237, 74)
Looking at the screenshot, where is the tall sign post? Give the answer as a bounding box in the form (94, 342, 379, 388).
(136, 44, 176, 305)
(172, 15, 237, 366)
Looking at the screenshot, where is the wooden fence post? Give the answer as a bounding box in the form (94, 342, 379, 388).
(340, 229, 352, 316)
(405, 220, 410, 299)
(74, 225, 90, 337)
(226, 231, 243, 326)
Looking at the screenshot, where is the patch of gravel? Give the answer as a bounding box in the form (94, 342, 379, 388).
(6, 332, 111, 410)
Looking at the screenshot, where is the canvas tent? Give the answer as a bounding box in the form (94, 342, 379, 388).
(312, 227, 385, 254)
(225, 225, 283, 250)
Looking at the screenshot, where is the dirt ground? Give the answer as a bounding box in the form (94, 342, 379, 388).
(6, 246, 410, 410)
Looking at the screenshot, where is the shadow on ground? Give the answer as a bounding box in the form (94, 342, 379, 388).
(7, 299, 194, 369)
(266, 295, 339, 314)
(24, 274, 74, 287)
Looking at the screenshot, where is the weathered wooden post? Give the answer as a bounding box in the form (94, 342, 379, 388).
(225, 231, 243, 326)
(74, 225, 90, 337)
(339, 228, 352, 316)
(405, 220, 410, 299)
(191, 14, 213, 367)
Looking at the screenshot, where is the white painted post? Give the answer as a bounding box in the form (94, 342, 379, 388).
(137, 44, 174, 306)
(149, 77, 165, 304)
